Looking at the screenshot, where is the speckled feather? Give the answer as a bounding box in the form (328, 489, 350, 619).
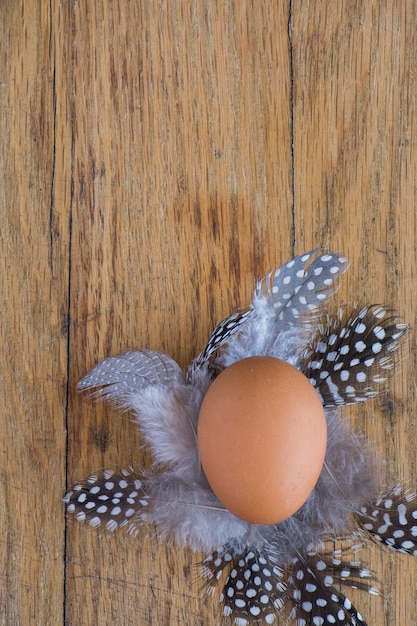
(357, 485, 417, 555)
(304, 306, 409, 406)
(65, 250, 412, 626)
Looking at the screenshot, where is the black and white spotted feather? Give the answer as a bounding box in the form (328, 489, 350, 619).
(212, 252, 350, 371)
(357, 485, 417, 555)
(64, 468, 150, 532)
(202, 549, 287, 625)
(304, 306, 409, 406)
(253, 250, 348, 320)
(288, 548, 377, 626)
(65, 250, 413, 626)
(195, 309, 252, 369)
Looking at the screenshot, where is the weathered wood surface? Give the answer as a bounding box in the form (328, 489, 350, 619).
(1, 1, 416, 624)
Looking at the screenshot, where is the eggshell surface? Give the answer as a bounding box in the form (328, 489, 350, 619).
(197, 356, 327, 525)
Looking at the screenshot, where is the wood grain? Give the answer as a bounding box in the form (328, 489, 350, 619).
(1, 1, 417, 624)
(292, 4, 417, 623)
(0, 1, 72, 625)
(67, 3, 292, 625)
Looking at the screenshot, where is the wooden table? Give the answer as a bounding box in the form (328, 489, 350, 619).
(1, 2, 416, 624)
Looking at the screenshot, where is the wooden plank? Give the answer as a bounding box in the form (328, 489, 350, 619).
(0, 1, 72, 624)
(4, 0, 417, 624)
(292, 1, 417, 624)
(65, 2, 293, 625)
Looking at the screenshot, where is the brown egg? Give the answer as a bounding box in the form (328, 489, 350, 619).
(197, 356, 327, 525)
